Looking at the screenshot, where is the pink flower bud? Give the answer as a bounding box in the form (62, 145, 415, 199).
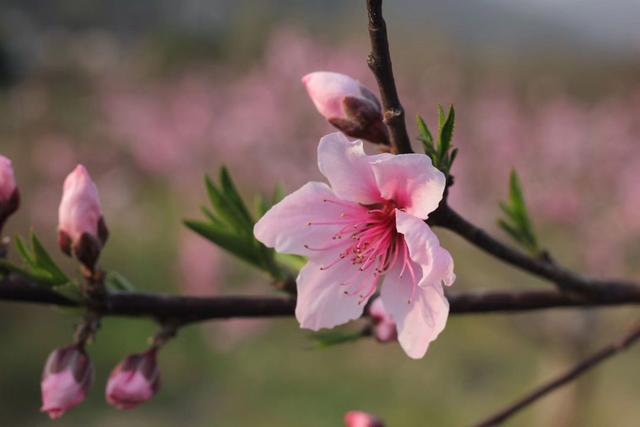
(58, 165, 108, 269)
(344, 411, 385, 427)
(302, 72, 388, 144)
(369, 297, 397, 343)
(106, 349, 160, 410)
(40, 345, 94, 420)
(0, 155, 19, 228)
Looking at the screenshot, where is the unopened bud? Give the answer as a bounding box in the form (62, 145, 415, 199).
(0, 155, 19, 230)
(106, 348, 160, 410)
(369, 297, 397, 343)
(302, 72, 388, 144)
(58, 165, 108, 270)
(344, 411, 385, 427)
(40, 344, 94, 420)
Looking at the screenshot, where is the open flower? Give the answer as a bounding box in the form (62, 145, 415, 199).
(254, 133, 455, 358)
(106, 348, 160, 410)
(58, 165, 108, 269)
(40, 345, 94, 420)
(302, 72, 388, 144)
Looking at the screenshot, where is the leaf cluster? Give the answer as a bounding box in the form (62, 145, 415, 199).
(0, 231, 83, 301)
(498, 170, 540, 256)
(417, 105, 458, 176)
(184, 167, 288, 280)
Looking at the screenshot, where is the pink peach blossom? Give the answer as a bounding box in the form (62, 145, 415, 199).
(0, 155, 19, 227)
(302, 72, 387, 144)
(40, 345, 94, 420)
(58, 164, 108, 267)
(254, 133, 455, 359)
(344, 410, 385, 427)
(0, 155, 17, 202)
(106, 349, 160, 410)
(369, 297, 397, 343)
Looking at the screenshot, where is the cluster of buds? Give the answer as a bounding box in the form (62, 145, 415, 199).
(40, 344, 162, 419)
(303, 72, 389, 145)
(58, 165, 109, 272)
(344, 411, 385, 427)
(0, 155, 19, 234)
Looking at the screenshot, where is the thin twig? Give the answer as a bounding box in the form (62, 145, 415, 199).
(473, 322, 640, 427)
(429, 203, 608, 293)
(2, 275, 640, 325)
(366, 0, 413, 154)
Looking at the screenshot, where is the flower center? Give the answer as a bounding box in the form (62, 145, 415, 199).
(305, 199, 418, 304)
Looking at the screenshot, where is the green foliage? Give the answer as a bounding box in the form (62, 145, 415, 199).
(184, 167, 285, 280)
(498, 170, 540, 255)
(308, 329, 368, 349)
(6, 231, 83, 301)
(417, 105, 458, 176)
(105, 270, 136, 292)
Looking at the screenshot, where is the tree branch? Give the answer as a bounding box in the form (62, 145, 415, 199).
(473, 322, 640, 427)
(366, 0, 413, 154)
(428, 203, 629, 294)
(3, 275, 640, 325)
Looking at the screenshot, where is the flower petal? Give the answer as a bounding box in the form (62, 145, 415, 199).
(295, 259, 371, 330)
(254, 181, 357, 257)
(317, 133, 387, 204)
(395, 210, 455, 287)
(371, 155, 445, 219)
(381, 261, 449, 359)
(302, 72, 370, 120)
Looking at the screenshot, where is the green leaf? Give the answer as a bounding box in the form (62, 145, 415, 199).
(30, 233, 69, 285)
(309, 329, 367, 349)
(184, 220, 261, 267)
(275, 253, 307, 273)
(52, 282, 84, 302)
(219, 167, 254, 226)
(439, 105, 455, 159)
(105, 270, 136, 292)
(498, 170, 540, 255)
(14, 235, 37, 269)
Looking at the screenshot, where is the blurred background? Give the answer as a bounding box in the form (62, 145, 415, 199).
(1, 0, 640, 426)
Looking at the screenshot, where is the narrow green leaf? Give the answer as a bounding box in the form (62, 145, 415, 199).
(309, 330, 367, 349)
(30, 233, 69, 285)
(219, 166, 254, 226)
(52, 282, 84, 302)
(184, 220, 261, 267)
(417, 115, 434, 145)
(15, 235, 37, 269)
(105, 270, 136, 292)
(272, 184, 285, 205)
(439, 105, 455, 157)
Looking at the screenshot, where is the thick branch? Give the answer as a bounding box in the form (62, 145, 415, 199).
(474, 322, 640, 427)
(3, 275, 640, 325)
(366, 0, 413, 154)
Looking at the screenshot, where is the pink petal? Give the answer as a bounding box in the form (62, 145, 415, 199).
(302, 72, 368, 120)
(41, 371, 87, 419)
(380, 260, 449, 359)
(371, 155, 445, 219)
(317, 133, 387, 204)
(295, 259, 370, 330)
(0, 155, 17, 202)
(58, 164, 103, 242)
(395, 210, 455, 287)
(254, 181, 359, 258)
